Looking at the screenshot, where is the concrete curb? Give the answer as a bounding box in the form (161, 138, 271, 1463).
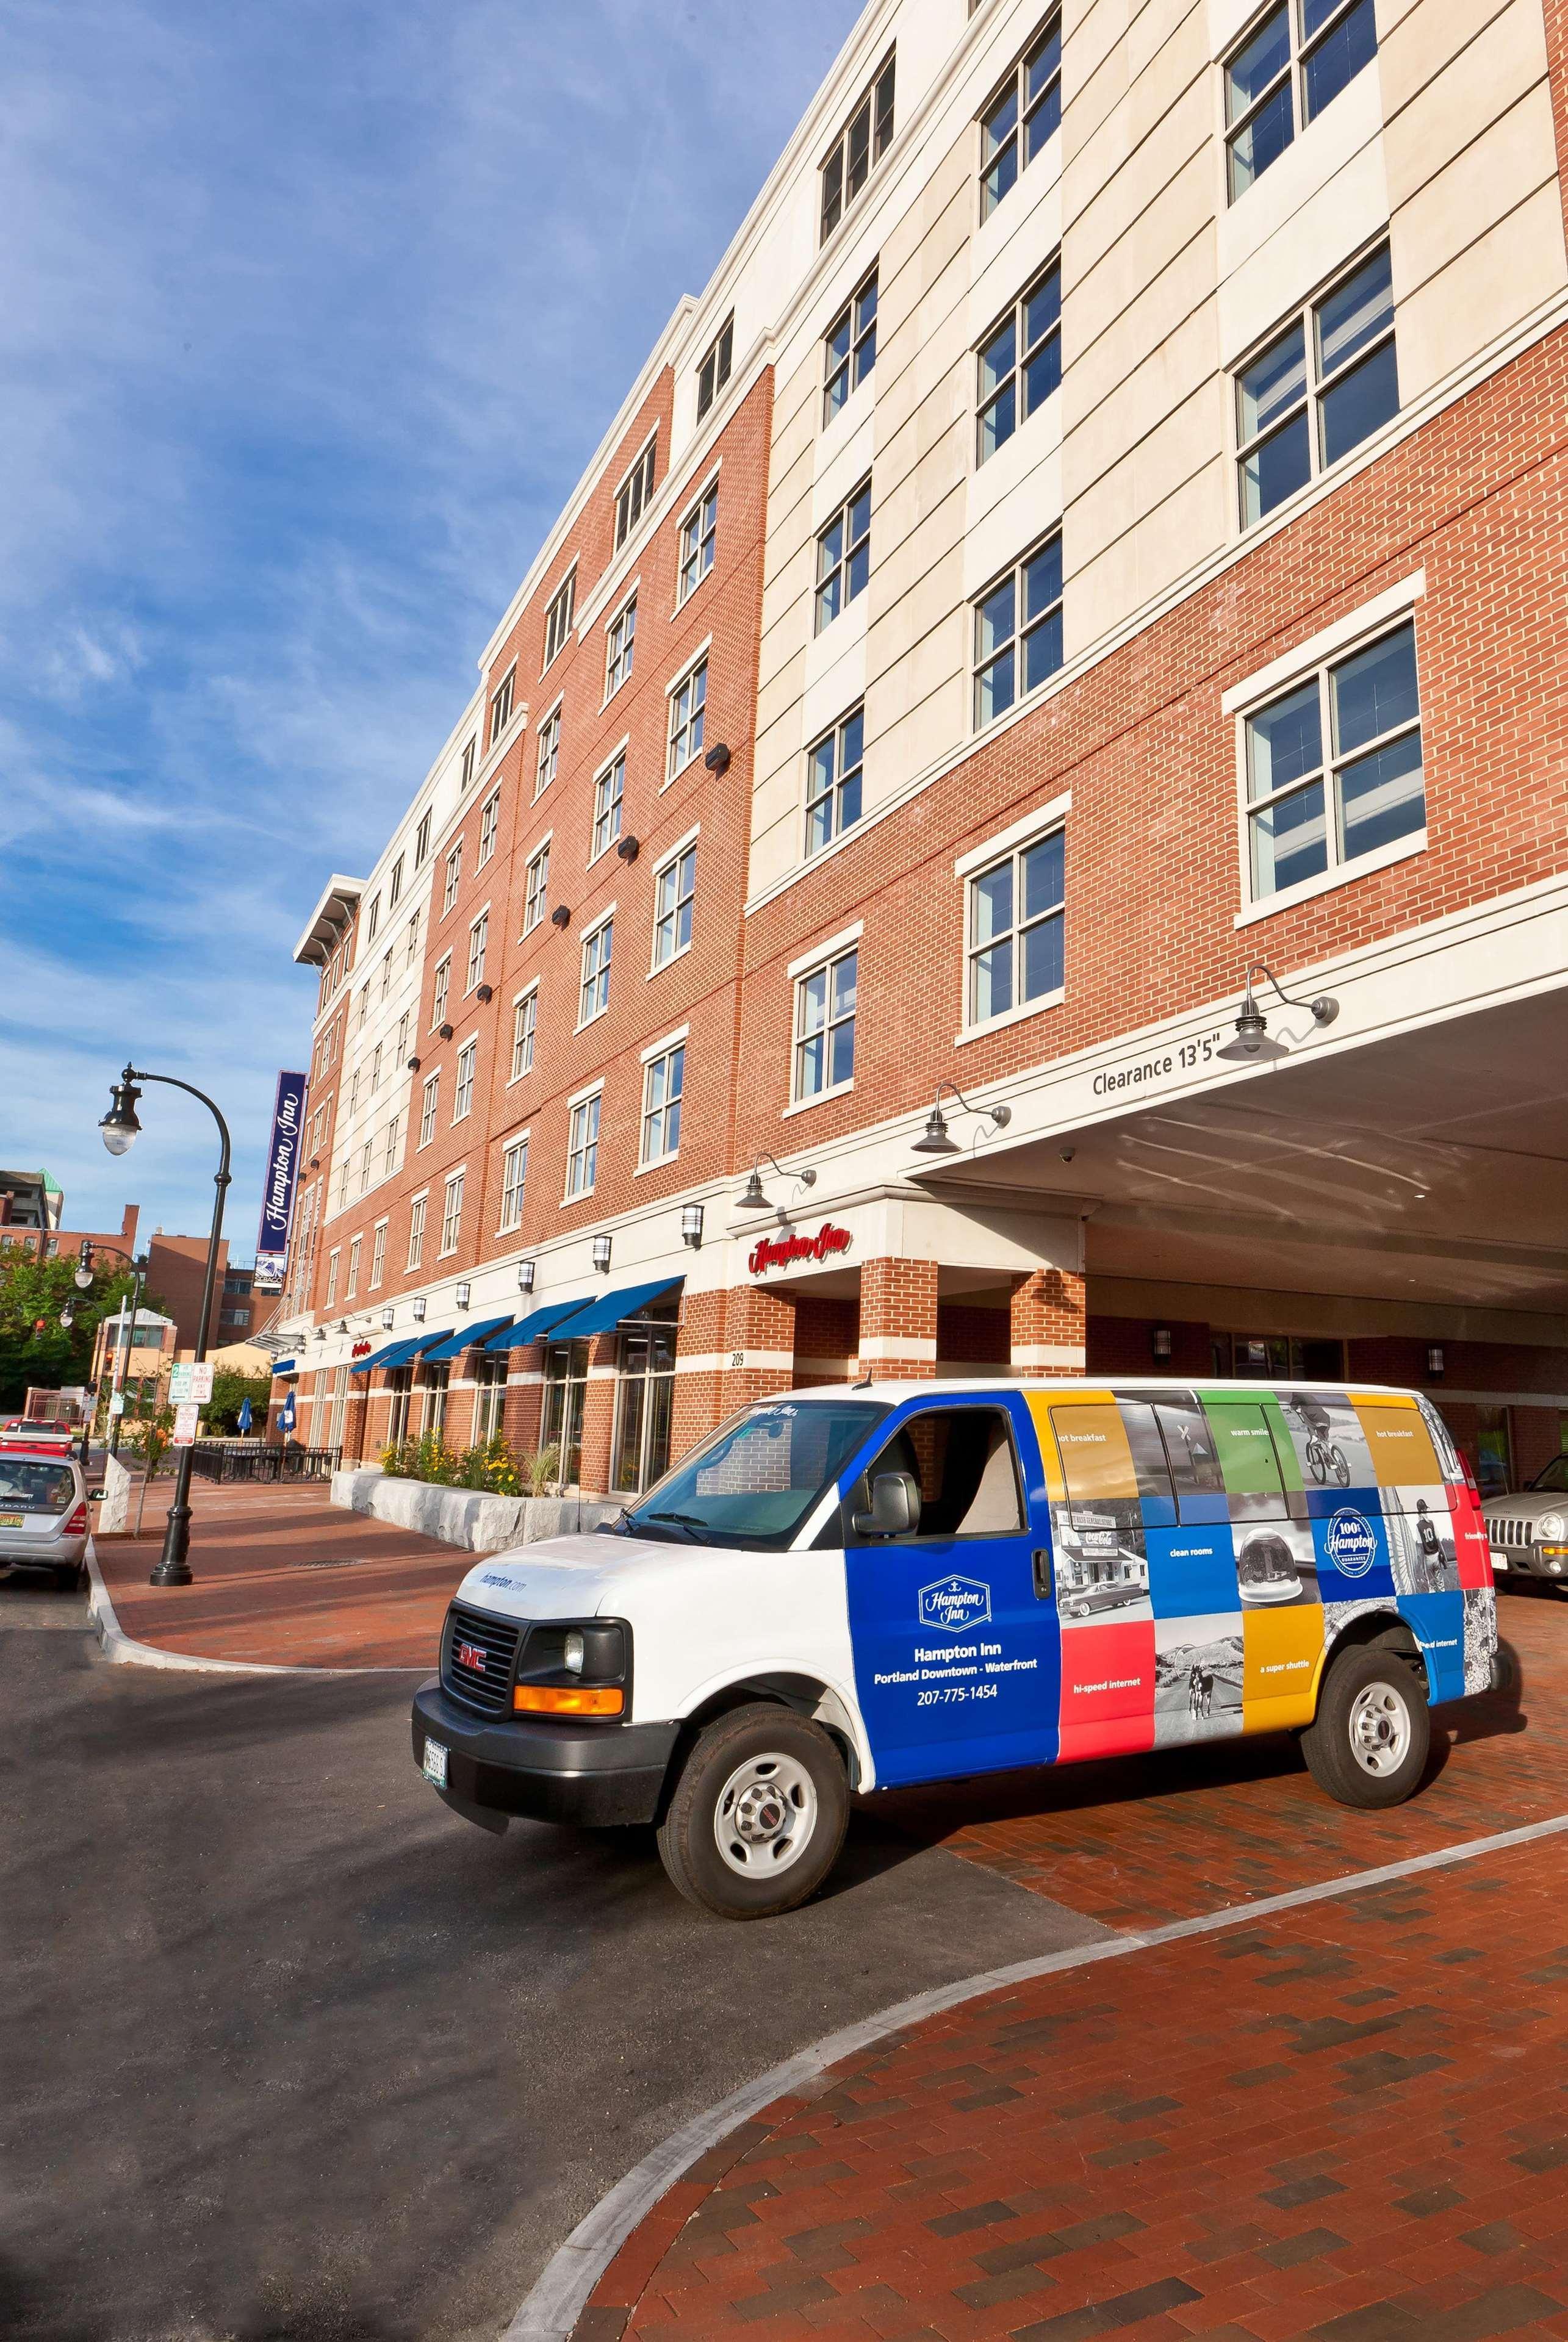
(84, 1544, 427, 1678)
(503, 1808, 1568, 2341)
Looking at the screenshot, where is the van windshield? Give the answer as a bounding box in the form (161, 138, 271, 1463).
(619, 1399, 890, 1550)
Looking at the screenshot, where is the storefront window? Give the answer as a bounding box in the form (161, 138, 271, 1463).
(473, 1355, 507, 1444)
(612, 1309, 678, 1493)
(542, 1341, 589, 1487)
(1213, 1332, 1345, 1381)
(386, 1368, 412, 1447)
(420, 1363, 450, 1440)
(327, 1366, 348, 1450)
(1473, 1405, 1512, 1498)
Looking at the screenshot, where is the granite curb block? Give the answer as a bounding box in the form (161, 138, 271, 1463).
(84, 1542, 426, 1678)
(331, 1468, 622, 1553)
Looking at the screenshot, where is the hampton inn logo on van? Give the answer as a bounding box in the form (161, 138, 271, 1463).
(1326, 1509, 1378, 1576)
(918, 1575, 992, 1635)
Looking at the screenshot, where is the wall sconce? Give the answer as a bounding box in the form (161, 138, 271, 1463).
(1426, 1345, 1445, 1376)
(455, 1282, 471, 1309)
(405, 1057, 420, 1072)
(381, 1307, 395, 1331)
(335, 1320, 349, 1335)
(909, 1082, 1013, 1157)
(616, 835, 639, 864)
(1217, 963, 1340, 1064)
(550, 904, 571, 929)
(314, 1327, 326, 1343)
(591, 1234, 613, 1273)
(703, 741, 732, 775)
(475, 984, 494, 1003)
(681, 1204, 705, 1249)
(412, 1296, 427, 1321)
(1152, 1326, 1173, 1362)
(437, 1022, 453, 1040)
(739, 1154, 817, 1210)
(517, 1259, 536, 1293)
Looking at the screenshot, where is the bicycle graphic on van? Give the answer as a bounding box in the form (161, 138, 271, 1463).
(1289, 1396, 1352, 1487)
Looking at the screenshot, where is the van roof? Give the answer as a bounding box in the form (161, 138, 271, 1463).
(763, 1376, 1423, 1404)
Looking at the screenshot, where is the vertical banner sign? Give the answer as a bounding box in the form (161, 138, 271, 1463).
(254, 1070, 308, 1295)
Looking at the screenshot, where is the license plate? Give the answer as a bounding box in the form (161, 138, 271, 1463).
(0, 1515, 23, 1529)
(422, 1737, 449, 1788)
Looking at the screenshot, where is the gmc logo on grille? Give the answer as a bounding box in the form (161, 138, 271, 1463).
(455, 1640, 486, 1673)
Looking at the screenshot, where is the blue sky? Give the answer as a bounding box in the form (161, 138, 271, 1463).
(2, 0, 859, 1257)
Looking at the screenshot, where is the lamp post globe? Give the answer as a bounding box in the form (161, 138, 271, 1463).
(99, 1069, 143, 1157)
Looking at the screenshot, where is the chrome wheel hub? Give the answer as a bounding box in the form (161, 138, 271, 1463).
(1348, 1681, 1411, 1776)
(714, 1751, 818, 1877)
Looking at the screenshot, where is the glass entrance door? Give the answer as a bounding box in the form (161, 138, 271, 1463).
(542, 1340, 588, 1485)
(612, 1313, 677, 1492)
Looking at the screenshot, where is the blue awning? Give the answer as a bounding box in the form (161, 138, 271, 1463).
(349, 1335, 422, 1376)
(417, 1316, 512, 1363)
(483, 1298, 594, 1351)
(544, 1276, 683, 1340)
(271, 1359, 296, 1377)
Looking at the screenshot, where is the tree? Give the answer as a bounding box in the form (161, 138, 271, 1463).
(204, 1370, 272, 1435)
(0, 1252, 148, 1413)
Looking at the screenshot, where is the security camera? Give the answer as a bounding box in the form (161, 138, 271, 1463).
(1060, 1145, 1076, 1163)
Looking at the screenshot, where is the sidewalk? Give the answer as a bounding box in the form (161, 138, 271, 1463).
(93, 1479, 472, 1668)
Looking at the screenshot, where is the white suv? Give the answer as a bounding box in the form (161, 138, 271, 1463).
(0, 1440, 93, 1592)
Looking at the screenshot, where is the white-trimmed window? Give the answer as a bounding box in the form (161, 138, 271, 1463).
(405, 908, 420, 966)
(348, 1068, 361, 1117)
(414, 810, 431, 865)
(460, 736, 477, 790)
(357, 989, 369, 1033)
(667, 658, 707, 777)
(1236, 246, 1397, 527)
(359, 1141, 373, 1198)
(641, 1043, 684, 1165)
(806, 706, 863, 856)
(419, 1072, 439, 1148)
(824, 267, 878, 422)
(395, 1011, 409, 1061)
(383, 1114, 401, 1175)
(465, 911, 488, 993)
(565, 1093, 601, 1198)
(523, 842, 551, 934)
(652, 843, 696, 967)
(510, 986, 537, 1080)
(442, 839, 462, 914)
(816, 481, 870, 632)
(615, 434, 656, 549)
(578, 917, 613, 1025)
(370, 1043, 383, 1091)
(794, 946, 857, 1101)
(1243, 619, 1423, 902)
(677, 481, 717, 601)
(478, 788, 500, 866)
(820, 51, 894, 242)
(488, 666, 515, 745)
(325, 1249, 340, 1307)
(979, 16, 1060, 220)
(439, 1171, 464, 1257)
(1225, 0, 1377, 203)
(542, 570, 575, 668)
(696, 315, 733, 420)
(431, 954, 451, 1029)
(369, 1222, 387, 1289)
(406, 1195, 426, 1270)
(591, 753, 625, 859)
(388, 854, 404, 908)
(605, 594, 636, 697)
(379, 952, 392, 1001)
(346, 1234, 362, 1296)
(453, 1038, 477, 1121)
(968, 827, 1065, 1026)
(499, 1137, 528, 1232)
(973, 533, 1063, 728)
(366, 894, 380, 941)
(535, 703, 561, 797)
(977, 263, 1060, 464)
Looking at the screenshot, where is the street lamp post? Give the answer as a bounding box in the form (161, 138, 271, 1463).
(99, 1065, 232, 1587)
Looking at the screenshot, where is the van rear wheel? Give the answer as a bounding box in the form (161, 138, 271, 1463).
(656, 1704, 849, 1920)
(1301, 1645, 1430, 1809)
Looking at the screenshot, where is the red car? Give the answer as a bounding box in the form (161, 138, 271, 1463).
(2, 1417, 77, 1443)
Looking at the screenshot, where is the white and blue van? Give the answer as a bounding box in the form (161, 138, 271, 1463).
(411, 1376, 1498, 1918)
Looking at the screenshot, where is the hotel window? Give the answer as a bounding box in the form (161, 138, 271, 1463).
(370, 1043, 383, 1090)
(523, 842, 551, 935)
(535, 703, 561, 797)
(820, 51, 894, 242)
(431, 954, 450, 1029)
(605, 594, 636, 697)
(1243, 620, 1423, 901)
(386, 1365, 412, 1446)
(968, 827, 1065, 1025)
(499, 1137, 528, 1232)
(325, 1249, 339, 1307)
(395, 1011, 409, 1061)
(419, 1071, 439, 1147)
(473, 1353, 508, 1444)
(388, 854, 404, 908)
(806, 706, 863, 855)
(566, 1092, 601, 1197)
(406, 1194, 426, 1270)
(611, 1307, 677, 1493)
(379, 952, 392, 1001)
(696, 315, 733, 420)
(578, 916, 613, 1025)
(384, 1114, 401, 1174)
(1225, 0, 1377, 202)
(615, 434, 657, 548)
(824, 266, 878, 422)
(348, 1068, 361, 1116)
(439, 1171, 464, 1257)
(979, 16, 1060, 220)
(794, 946, 857, 1101)
(667, 658, 707, 777)
(405, 908, 420, 966)
(453, 1038, 477, 1121)
(511, 987, 537, 1080)
(977, 262, 1060, 463)
(478, 788, 500, 866)
(346, 1234, 362, 1296)
(543, 569, 575, 667)
(465, 910, 488, 993)
(973, 533, 1063, 727)
(815, 480, 870, 632)
(641, 1042, 684, 1165)
(442, 839, 462, 914)
(461, 735, 478, 790)
(651, 842, 696, 967)
(366, 894, 380, 941)
(359, 1141, 373, 1196)
(420, 1364, 450, 1440)
(357, 988, 369, 1032)
(414, 810, 431, 864)
(369, 1222, 387, 1289)
(591, 753, 625, 860)
(1236, 246, 1398, 526)
(677, 480, 718, 602)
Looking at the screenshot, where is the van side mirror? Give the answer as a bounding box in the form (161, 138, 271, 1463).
(853, 1470, 920, 1539)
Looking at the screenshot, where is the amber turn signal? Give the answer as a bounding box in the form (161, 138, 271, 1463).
(513, 1684, 624, 1717)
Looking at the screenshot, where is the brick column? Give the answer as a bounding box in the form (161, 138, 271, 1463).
(340, 1382, 369, 1463)
(857, 1258, 940, 1380)
(1010, 1268, 1087, 1377)
(503, 1352, 545, 1466)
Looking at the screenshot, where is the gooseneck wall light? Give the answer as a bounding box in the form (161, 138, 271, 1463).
(1217, 963, 1340, 1064)
(909, 1082, 1013, 1157)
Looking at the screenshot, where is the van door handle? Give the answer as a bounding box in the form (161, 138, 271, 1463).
(1032, 1548, 1054, 1600)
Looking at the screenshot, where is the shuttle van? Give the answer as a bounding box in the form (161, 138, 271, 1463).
(411, 1377, 1499, 1919)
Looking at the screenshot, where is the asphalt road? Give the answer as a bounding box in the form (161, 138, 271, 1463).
(0, 1582, 1106, 2342)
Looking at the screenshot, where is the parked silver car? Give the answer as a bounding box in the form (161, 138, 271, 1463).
(1482, 1455, 1568, 1590)
(0, 1442, 94, 1591)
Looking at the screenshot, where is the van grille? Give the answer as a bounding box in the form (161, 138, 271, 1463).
(1487, 1517, 1534, 1550)
(441, 1604, 522, 1715)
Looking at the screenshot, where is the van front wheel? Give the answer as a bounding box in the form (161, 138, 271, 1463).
(656, 1704, 849, 1919)
(1301, 1646, 1430, 1808)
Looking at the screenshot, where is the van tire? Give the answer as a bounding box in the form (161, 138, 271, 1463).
(656, 1704, 849, 1920)
(1301, 1645, 1430, 1809)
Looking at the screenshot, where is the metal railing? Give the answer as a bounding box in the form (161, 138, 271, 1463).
(181, 1442, 342, 1484)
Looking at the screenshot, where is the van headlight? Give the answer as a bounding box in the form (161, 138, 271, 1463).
(512, 1620, 628, 1718)
(564, 1629, 585, 1675)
